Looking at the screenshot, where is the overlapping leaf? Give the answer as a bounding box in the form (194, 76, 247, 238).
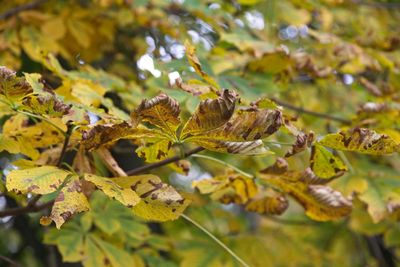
(113, 174, 190, 221)
(192, 173, 258, 204)
(245, 194, 289, 215)
(319, 128, 399, 155)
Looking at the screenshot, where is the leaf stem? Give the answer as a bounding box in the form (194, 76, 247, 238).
(191, 154, 253, 178)
(126, 146, 205, 175)
(181, 214, 250, 267)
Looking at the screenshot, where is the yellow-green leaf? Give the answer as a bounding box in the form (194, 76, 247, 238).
(245, 194, 288, 215)
(319, 128, 399, 155)
(310, 144, 347, 179)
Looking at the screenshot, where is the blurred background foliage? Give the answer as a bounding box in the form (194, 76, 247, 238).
(1, 0, 400, 266)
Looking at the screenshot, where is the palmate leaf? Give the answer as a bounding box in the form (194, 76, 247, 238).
(259, 159, 352, 221)
(22, 92, 71, 117)
(310, 143, 348, 179)
(192, 173, 258, 204)
(319, 128, 400, 155)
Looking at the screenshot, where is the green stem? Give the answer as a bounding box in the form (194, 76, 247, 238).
(181, 214, 250, 267)
(191, 154, 253, 178)
(264, 140, 293, 146)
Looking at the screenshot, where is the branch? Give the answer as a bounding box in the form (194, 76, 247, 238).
(0, 255, 23, 267)
(126, 146, 205, 175)
(56, 124, 74, 167)
(0, 0, 47, 20)
(271, 98, 351, 125)
(0, 200, 53, 218)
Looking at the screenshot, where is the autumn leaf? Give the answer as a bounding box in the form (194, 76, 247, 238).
(0, 66, 32, 100)
(83, 174, 140, 207)
(319, 128, 399, 155)
(245, 194, 289, 215)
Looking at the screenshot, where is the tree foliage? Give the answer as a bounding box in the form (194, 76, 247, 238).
(0, 0, 400, 266)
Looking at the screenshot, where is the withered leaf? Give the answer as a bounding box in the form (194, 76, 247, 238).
(131, 93, 180, 138)
(180, 89, 237, 139)
(0, 66, 32, 100)
(245, 194, 289, 215)
(259, 159, 352, 221)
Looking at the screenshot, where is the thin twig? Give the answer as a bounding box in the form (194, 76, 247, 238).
(191, 154, 253, 178)
(0, 200, 54, 218)
(126, 147, 204, 175)
(0, 255, 23, 267)
(271, 98, 351, 125)
(56, 124, 74, 167)
(181, 214, 250, 267)
(0, 0, 47, 20)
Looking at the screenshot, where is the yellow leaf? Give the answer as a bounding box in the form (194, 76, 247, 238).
(319, 128, 399, 155)
(114, 175, 190, 221)
(135, 138, 172, 163)
(0, 66, 32, 100)
(247, 49, 291, 74)
(6, 166, 71, 194)
(192, 173, 258, 204)
(184, 40, 219, 89)
(83, 174, 140, 207)
(22, 92, 71, 117)
(71, 80, 106, 106)
(50, 176, 90, 228)
(131, 93, 181, 138)
(310, 144, 348, 179)
(41, 17, 66, 41)
(181, 89, 237, 139)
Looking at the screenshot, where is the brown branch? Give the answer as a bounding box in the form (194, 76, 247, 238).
(271, 98, 351, 125)
(0, 200, 53, 218)
(126, 146, 205, 175)
(0, 0, 47, 20)
(0, 255, 23, 267)
(56, 124, 74, 167)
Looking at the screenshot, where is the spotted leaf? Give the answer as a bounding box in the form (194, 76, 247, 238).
(319, 128, 399, 155)
(245, 194, 289, 215)
(83, 174, 140, 207)
(114, 175, 190, 221)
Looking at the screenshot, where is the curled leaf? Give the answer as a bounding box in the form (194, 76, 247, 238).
(245, 194, 289, 215)
(0, 66, 32, 100)
(181, 89, 238, 138)
(131, 93, 180, 137)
